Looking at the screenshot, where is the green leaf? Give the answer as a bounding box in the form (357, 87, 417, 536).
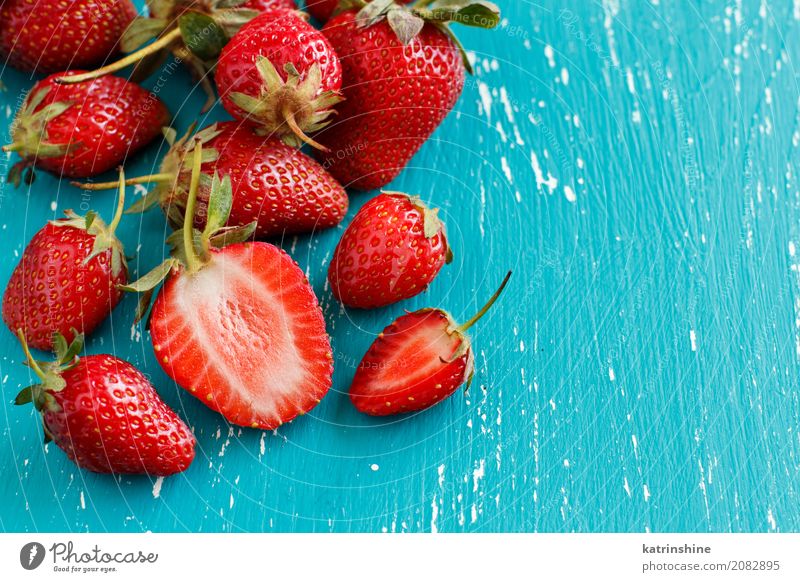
(209, 221, 257, 248)
(120, 259, 178, 293)
(387, 7, 425, 44)
(134, 288, 155, 325)
(120, 17, 169, 53)
(125, 189, 162, 214)
(14, 386, 34, 405)
(60, 332, 84, 365)
(179, 11, 229, 61)
(356, 0, 394, 28)
(413, 1, 500, 29)
(52, 333, 68, 362)
(204, 174, 233, 237)
(214, 8, 260, 37)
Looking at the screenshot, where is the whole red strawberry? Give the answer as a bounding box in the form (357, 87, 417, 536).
(328, 192, 451, 309)
(78, 122, 349, 238)
(126, 143, 333, 429)
(350, 272, 510, 416)
(14, 331, 195, 475)
(216, 10, 343, 149)
(3, 72, 169, 184)
(316, 0, 500, 189)
(0, 0, 136, 73)
(3, 174, 129, 351)
(56, 1, 298, 111)
(306, 0, 410, 23)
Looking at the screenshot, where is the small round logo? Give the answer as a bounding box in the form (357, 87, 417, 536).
(20, 542, 46, 570)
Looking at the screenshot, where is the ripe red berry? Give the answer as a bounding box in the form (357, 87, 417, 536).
(315, 1, 500, 189)
(3, 174, 130, 351)
(78, 121, 349, 239)
(328, 192, 451, 309)
(3, 72, 169, 184)
(0, 0, 136, 73)
(14, 332, 195, 476)
(216, 10, 343, 149)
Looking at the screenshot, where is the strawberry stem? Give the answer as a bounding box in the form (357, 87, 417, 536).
(2, 143, 24, 153)
(107, 168, 127, 234)
(283, 105, 328, 152)
(72, 173, 173, 191)
(16, 329, 46, 381)
(458, 271, 512, 333)
(183, 140, 204, 273)
(56, 28, 183, 84)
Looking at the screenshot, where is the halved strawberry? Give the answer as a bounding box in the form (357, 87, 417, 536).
(350, 272, 510, 416)
(126, 141, 333, 429)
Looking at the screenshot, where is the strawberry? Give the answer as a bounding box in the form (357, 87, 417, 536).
(14, 331, 195, 475)
(78, 121, 349, 239)
(3, 173, 130, 351)
(306, 0, 410, 23)
(126, 142, 333, 429)
(215, 10, 343, 149)
(328, 192, 451, 309)
(57, 1, 297, 110)
(3, 73, 169, 184)
(315, 0, 500, 190)
(0, 0, 136, 73)
(350, 272, 510, 416)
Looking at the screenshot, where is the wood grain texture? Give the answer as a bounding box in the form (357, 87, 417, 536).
(1, 0, 799, 533)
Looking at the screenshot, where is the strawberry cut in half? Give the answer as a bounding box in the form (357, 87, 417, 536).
(350, 272, 511, 416)
(125, 140, 333, 429)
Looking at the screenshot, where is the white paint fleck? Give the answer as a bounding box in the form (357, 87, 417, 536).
(472, 459, 486, 492)
(477, 82, 492, 122)
(152, 477, 164, 499)
(767, 508, 777, 530)
(544, 45, 556, 67)
(690, 329, 697, 352)
(431, 495, 439, 533)
(564, 185, 577, 203)
(608, 367, 616, 381)
(530, 151, 558, 192)
(79, 491, 85, 510)
(501, 156, 513, 184)
(370, 463, 379, 471)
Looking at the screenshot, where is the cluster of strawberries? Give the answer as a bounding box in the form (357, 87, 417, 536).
(1, 0, 507, 476)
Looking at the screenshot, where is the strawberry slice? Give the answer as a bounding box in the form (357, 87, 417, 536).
(351, 272, 511, 416)
(125, 140, 333, 429)
(149, 242, 332, 429)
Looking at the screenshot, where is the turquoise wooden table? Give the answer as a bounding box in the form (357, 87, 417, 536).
(2, 0, 800, 533)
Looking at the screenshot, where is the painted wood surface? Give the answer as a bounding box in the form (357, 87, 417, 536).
(1, 0, 799, 533)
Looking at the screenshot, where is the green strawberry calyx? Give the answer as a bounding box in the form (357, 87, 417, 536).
(339, 0, 501, 74)
(229, 59, 344, 151)
(120, 140, 256, 324)
(15, 329, 86, 440)
(382, 191, 454, 264)
(2, 87, 82, 187)
(56, 1, 264, 112)
(53, 170, 129, 278)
